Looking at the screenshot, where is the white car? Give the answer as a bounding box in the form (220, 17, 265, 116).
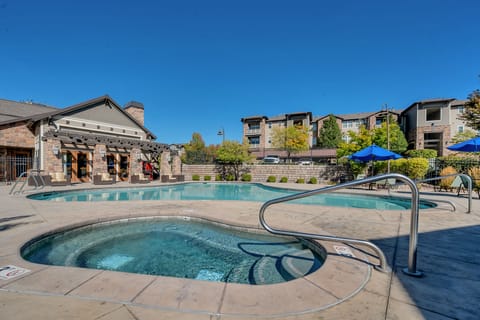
(297, 158, 313, 165)
(262, 156, 280, 164)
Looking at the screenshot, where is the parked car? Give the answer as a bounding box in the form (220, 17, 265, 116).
(297, 158, 313, 165)
(262, 155, 280, 164)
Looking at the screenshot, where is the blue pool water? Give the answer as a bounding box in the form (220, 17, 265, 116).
(28, 183, 436, 210)
(21, 218, 324, 285)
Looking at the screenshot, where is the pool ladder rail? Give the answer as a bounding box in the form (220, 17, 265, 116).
(9, 169, 46, 195)
(259, 173, 423, 277)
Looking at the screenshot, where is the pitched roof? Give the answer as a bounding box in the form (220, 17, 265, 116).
(0, 98, 58, 123)
(0, 95, 157, 140)
(401, 98, 458, 114)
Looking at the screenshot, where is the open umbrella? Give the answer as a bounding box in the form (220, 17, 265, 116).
(348, 144, 402, 162)
(447, 136, 480, 153)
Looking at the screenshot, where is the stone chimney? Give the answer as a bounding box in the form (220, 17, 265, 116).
(124, 101, 144, 126)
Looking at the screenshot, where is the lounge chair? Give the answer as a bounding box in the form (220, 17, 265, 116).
(45, 172, 71, 186)
(131, 173, 150, 184)
(93, 173, 116, 185)
(375, 178, 397, 190)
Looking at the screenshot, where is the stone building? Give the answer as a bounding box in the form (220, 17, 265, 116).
(0, 95, 170, 183)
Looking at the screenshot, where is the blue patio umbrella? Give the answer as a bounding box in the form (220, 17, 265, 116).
(348, 144, 402, 162)
(447, 136, 480, 153)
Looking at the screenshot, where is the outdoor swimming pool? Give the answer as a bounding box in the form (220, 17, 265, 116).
(28, 182, 436, 210)
(21, 217, 325, 285)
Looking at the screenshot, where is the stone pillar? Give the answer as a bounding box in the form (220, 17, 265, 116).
(130, 148, 142, 176)
(171, 154, 182, 175)
(44, 139, 63, 174)
(93, 144, 107, 175)
(160, 150, 172, 176)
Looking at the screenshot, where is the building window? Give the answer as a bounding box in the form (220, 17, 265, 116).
(268, 123, 272, 129)
(458, 106, 464, 114)
(426, 108, 441, 121)
(457, 125, 464, 133)
(248, 136, 260, 145)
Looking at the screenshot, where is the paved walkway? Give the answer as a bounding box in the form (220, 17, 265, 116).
(0, 181, 478, 319)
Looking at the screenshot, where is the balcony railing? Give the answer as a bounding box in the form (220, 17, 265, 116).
(245, 128, 261, 135)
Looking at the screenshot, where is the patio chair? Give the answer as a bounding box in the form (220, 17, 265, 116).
(45, 172, 71, 186)
(93, 173, 116, 185)
(131, 173, 150, 184)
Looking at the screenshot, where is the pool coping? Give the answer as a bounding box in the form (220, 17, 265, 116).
(2, 210, 373, 318)
(2, 181, 479, 319)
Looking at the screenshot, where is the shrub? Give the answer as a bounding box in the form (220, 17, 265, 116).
(192, 174, 200, 181)
(226, 174, 235, 181)
(439, 166, 457, 190)
(280, 176, 288, 183)
(267, 176, 276, 183)
(468, 167, 480, 181)
(296, 178, 305, 184)
(390, 158, 408, 175)
(309, 177, 318, 184)
(203, 175, 211, 181)
(468, 167, 480, 190)
(405, 149, 437, 158)
(405, 157, 429, 180)
(215, 174, 223, 181)
(241, 174, 252, 182)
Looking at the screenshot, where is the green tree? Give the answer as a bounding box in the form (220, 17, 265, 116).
(181, 133, 219, 164)
(270, 125, 310, 161)
(336, 125, 373, 158)
(317, 114, 342, 148)
(215, 140, 253, 180)
(458, 89, 480, 131)
(451, 129, 477, 144)
(372, 119, 408, 154)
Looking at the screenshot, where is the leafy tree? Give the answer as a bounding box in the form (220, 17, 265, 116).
(336, 125, 374, 176)
(317, 115, 342, 148)
(270, 125, 310, 161)
(215, 140, 253, 180)
(372, 118, 408, 154)
(336, 125, 373, 158)
(181, 133, 217, 164)
(451, 129, 477, 144)
(458, 89, 480, 131)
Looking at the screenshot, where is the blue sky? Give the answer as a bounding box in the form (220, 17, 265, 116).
(1, 0, 479, 145)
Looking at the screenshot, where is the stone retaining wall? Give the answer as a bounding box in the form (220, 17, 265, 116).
(182, 164, 348, 183)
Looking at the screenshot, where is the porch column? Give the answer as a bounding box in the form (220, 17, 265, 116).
(93, 144, 108, 175)
(130, 148, 142, 177)
(44, 139, 62, 174)
(160, 150, 172, 177)
(171, 153, 182, 175)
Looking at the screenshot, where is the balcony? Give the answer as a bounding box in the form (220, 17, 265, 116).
(245, 129, 261, 135)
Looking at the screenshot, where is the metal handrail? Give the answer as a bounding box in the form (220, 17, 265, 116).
(9, 171, 28, 195)
(416, 174, 472, 213)
(8, 169, 46, 195)
(259, 173, 423, 277)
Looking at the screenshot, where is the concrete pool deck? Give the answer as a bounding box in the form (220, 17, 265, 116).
(0, 181, 479, 319)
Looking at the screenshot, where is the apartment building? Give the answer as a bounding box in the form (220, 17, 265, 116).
(241, 112, 338, 162)
(241, 98, 471, 161)
(334, 110, 400, 143)
(400, 98, 470, 156)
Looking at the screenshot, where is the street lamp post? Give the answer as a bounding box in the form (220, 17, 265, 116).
(384, 104, 391, 173)
(217, 127, 225, 143)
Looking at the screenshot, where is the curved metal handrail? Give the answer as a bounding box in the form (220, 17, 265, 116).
(259, 173, 423, 277)
(9, 171, 28, 195)
(416, 174, 472, 213)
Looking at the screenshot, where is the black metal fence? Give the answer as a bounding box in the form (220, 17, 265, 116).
(426, 158, 480, 179)
(0, 155, 33, 183)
